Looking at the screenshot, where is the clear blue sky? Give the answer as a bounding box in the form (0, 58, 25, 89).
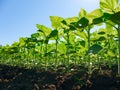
(0, 0, 99, 45)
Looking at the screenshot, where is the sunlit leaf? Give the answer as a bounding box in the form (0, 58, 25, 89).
(65, 17, 79, 25)
(86, 9, 103, 24)
(31, 33, 39, 38)
(107, 50, 115, 57)
(79, 8, 87, 18)
(100, 0, 119, 14)
(36, 24, 51, 36)
(50, 16, 64, 29)
(75, 30, 87, 41)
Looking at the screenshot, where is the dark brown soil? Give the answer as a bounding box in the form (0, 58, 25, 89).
(0, 64, 120, 90)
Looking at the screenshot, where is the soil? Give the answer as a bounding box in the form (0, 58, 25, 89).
(0, 64, 120, 90)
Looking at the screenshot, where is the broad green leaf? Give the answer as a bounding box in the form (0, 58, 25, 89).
(87, 44, 103, 54)
(19, 37, 28, 47)
(97, 28, 106, 35)
(61, 20, 67, 25)
(36, 24, 51, 36)
(98, 31, 106, 35)
(105, 20, 116, 29)
(11, 42, 19, 47)
(58, 43, 66, 54)
(49, 30, 58, 38)
(97, 36, 106, 41)
(77, 17, 89, 28)
(31, 33, 39, 38)
(93, 17, 103, 24)
(86, 9, 103, 24)
(69, 32, 76, 44)
(63, 29, 69, 33)
(62, 17, 78, 30)
(105, 25, 117, 35)
(91, 35, 106, 42)
(110, 11, 120, 25)
(102, 13, 112, 21)
(44, 38, 49, 44)
(68, 24, 76, 30)
(106, 21, 115, 29)
(79, 40, 86, 47)
(79, 8, 87, 18)
(64, 17, 79, 25)
(50, 16, 64, 29)
(47, 49, 57, 54)
(107, 50, 115, 57)
(100, 0, 119, 14)
(75, 30, 87, 41)
(67, 50, 76, 54)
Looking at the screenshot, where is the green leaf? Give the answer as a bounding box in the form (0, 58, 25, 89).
(61, 17, 79, 30)
(102, 13, 112, 20)
(49, 30, 58, 38)
(64, 17, 79, 25)
(50, 16, 64, 29)
(93, 17, 103, 24)
(100, 0, 119, 14)
(69, 33, 76, 44)
(75, 30, 87, 41)
(69, 24, 76, 30)
(64, 29, 69, 33)
(61, 20, 67, 25)
(98, 31, 106, 35)
(79, 40, 86, 47)
(31, 33, 39, 38)
(97, 28, 106, 35)
(77, 17, 89, 28)
(44, 39, 49, 44)
(36, 24, 51, 36)
(87, 44, 103, 54)
(97, 36, 106, 41)
(110, 11, 120, 25)
(58, 43, 66, 54)
(78, 8, 87, 18)
(107, 50, 115, 57)
(67, 50, 76, 54)
(86, 9, 103, 24)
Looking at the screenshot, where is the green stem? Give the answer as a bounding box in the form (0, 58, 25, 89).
(40, 42, 43, 67)
(87, 26, 91, 74)
(74, 41, 77, 65)
(55, 35, 58, 66)
(117, 27, 120, 76)
(45, 43, 48, 71)
(67, 31, 70, 66)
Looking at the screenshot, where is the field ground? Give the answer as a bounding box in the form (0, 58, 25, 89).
(0, 64, 120, 90)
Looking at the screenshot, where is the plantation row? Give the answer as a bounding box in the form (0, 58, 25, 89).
(0, 0, 120, 75)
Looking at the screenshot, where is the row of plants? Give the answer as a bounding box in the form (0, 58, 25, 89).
(0, 0, 120, 76)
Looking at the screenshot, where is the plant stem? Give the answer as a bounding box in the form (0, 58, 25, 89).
(45, 43, 48, 71)
(87, 26, 91, 74)
(117, 27, 120, 76)
(40, 42, 43, 68)
(66, 31, 70, 66)
(55, 35, 58, 66)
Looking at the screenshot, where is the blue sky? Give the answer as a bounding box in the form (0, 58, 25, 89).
(0, 0, 99, 45)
